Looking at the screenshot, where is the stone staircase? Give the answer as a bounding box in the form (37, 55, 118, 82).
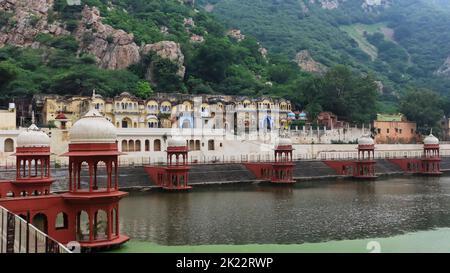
(375, 159, 403, 174)
(293, 161, 337, 177)
(189, 164, 257, 184)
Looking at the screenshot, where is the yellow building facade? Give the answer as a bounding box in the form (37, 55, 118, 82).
(0, 104, 17, 130)
(40, 92, 292, 132)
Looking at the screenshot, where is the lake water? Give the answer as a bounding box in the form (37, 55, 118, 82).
(116, 176, 450, 252)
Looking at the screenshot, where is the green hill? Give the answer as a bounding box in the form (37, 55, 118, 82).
(197, 0, 450, 95)
(1, 0, 449, 130)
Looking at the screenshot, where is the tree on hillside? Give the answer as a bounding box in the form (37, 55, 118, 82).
(0, 61, 19, 98)
(188, 37, 235, 83)
(399, 88, 444, 135)
(319, 65, 378, 123)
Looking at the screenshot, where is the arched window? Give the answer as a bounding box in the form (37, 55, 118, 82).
(145, 140, 150, 151)
(55, 212, 68, 230)
(94, 210, 108, 240)
(128, 140, 135, 152)
(154, 139, 161, 151)
(195, 140, 200, 151)
(122, 118, 132, 128)
(208, 140, 215, 151)
(121, 140, 128, 152)
(32, 213, 48, 234)
(76, 211, 89, 241)
(4, 138, 14, 152)
(135, 140, 141, 152)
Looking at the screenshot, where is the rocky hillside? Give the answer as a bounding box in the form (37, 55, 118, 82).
(0, 1, 185, 79)
(197, 0, 450, 95)
(0, 0, 280, 101)
(0, 0, 437, 126)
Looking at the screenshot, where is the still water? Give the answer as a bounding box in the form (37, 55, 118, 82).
(118, 176, 450, 249)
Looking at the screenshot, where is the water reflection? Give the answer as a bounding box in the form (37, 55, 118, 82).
(119, 177, 450, 246)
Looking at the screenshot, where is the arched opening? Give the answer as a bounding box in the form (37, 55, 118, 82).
(94, 161, 109, 189)
(208, 140, 215, 151)
(32, 213, 48, 234)
(233, 112, 238, 135)
(76, 211, 89, 241)
(154, 139, 161, 151)
(263, 116, 272, 131)
(112, 208, 117, 236)
(189, 140, 195, 151)
(135, 140, 141, 152)
(4, 138, 14, 152)
(121, 117, 132, 128)
(94, 210, 108, 240)
(195, 140, 201, 151)
(145, 140, 150, 151)
(18, 214, 28, 221)
(121, 140, 128, 152)
(128, 140, 135, 152)
(55, 212, 68, 230)
(182, 119, 191, 129)
(77, 161, 90, 191)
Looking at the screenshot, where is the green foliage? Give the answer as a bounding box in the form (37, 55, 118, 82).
(0, 11, 13, 26)
(135, 81, 154, 99)
(0, 61, 19, 90)
(399, 88, 444, 134)
(0, 46, 140, 98)
(0, 0, 394, 125)
(199, 0, 450, 97)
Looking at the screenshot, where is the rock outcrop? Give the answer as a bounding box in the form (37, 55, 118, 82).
(295, 50, 327, 74)
(435, 56, 450, 77)
(0, 2, 188, 79)
(141, 41, 186, 82)
(227, 29, 245, 42)
(309, 0, 341, 10)
(75, 6, 141, 70)
(308, 0, 391, 11)
(0, 0, 69, 48)
(361, 0, 391, 12)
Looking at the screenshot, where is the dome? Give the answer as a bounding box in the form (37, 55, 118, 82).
(424, 133, 439, 145)
(168, 137, 186, 147)
(70, 109, 117, 144)
(17, 124, 50, 148)
(278, 138, 292, 146)
(120, 92, 132, 97)
(358, 135, 374, 145)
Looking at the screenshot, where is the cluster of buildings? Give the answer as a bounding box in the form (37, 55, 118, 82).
(0, 92, 445, 168)
(35, 92, 294, 132)
(0, 99, 444, 252)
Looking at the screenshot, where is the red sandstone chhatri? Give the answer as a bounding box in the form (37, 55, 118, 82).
(244, 138, 295, 184)
(0, 110, 129, 251)
(144, 137, 192, 191)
